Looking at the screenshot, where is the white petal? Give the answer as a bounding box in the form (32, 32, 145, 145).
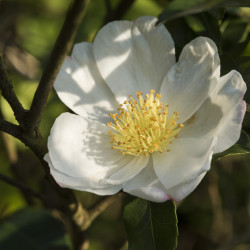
(180, 97, 223, 138)
(152, 136, 216, 190)
(93, 16, 175, 103)
(167, 172, 206, 201)
(54, 42, 117, 117)
(44, 154, 122, 195)
(124, 156, 207, 202)
(47, 112, 149, 190)
(181, 70, 247, 153)
(123, 157, 171, 202)
(212, 71, 247, 153)
(161, 37, 220, 122)
(214, 100, 246, 153)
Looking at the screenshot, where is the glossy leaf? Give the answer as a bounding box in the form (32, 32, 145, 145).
(123, 196, 178, 250)
(0, 209, 70, 250)
(213, 131, 250, 162)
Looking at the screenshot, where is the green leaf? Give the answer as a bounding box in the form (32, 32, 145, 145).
(223, 0, 250, 7)
(208, 8, 225, 20)
(222, 21, 248, 48)
(247, 103, 250, 112)
(0, 209, 70, 250)
(157, 0, 225, 23)
(193, 12, 222, 48)
(165, 17, 197, 59)
(123, 196, 178, 250)
(157, 0, 250, 23)
(213, 131, 250, 162)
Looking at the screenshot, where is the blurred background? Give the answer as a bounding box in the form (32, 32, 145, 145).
(0, 0, 250, 249)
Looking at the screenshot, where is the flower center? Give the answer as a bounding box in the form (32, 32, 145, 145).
(107, 90, 184, 156)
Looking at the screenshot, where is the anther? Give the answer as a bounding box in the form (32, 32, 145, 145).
(107, 90, 183, 156)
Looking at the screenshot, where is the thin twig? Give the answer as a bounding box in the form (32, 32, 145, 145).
(26, 0, 89, 131)
(103, 0, 136, 24)
(81, 192, 124, 230)
(0, 56, 26, 124)
(0, 173, 47, 202)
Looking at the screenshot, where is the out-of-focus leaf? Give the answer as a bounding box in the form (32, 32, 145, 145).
(247, 103, 250, 112)
(223, 0, 250, 7)
(157, 0, 225, 23)
(220, 25, 250, 105)
(213, 131, 250, 161)
(193, 12, 221, 48)
(152, 0, 173, 8)
(166, 17, 197, 58)
(157, 0, 250, 23)
(168, 12, 221, 57)
(123, 196, 178, 250)
(208, 8, 225, 20)
(222, 21, 248, 48)
(185, 15, 205, 33)
(219, 15, 250, 96)
(0, 209, 70, 250)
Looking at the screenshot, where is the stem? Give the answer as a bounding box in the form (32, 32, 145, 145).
(81, 192, 123, 230)
(0, 56, 26, 125)
(0, 173, 47, 201)
(0, 118, 23, 140)
(26, 0, 89, 131)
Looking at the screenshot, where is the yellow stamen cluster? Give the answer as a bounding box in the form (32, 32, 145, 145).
(106, 90, 184, 156)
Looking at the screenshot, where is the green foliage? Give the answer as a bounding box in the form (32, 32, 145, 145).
(158, 0, 250, 23)
(157, 0, 225, 23)
(225, 0, 250, 7)
(0, 209, 70, 250)
(123, 195, 178, 250)
(0, 149, 26, 217)
(247, 103, 250, 112)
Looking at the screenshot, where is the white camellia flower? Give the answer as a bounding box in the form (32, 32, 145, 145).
(44, 16, 247, 202)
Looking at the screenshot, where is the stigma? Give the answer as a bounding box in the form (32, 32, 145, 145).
(106, 90, 184, 156)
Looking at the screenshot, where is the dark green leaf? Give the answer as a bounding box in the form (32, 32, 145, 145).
(157, 0, 250, 23)
(0, 209, 70, 250)
(247, 103, 250, 112)
(213, 131, 250, 161)
(208, 8, 225, 20)
(123, 196, 178, 250)
(157, 0, 225, 23)
(152, 0, 173, 8)
(165, 17, 197, 59)
(193, 12, 221, 49)
(223, 0, 250, 7)
(222, 21, 248, 48)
